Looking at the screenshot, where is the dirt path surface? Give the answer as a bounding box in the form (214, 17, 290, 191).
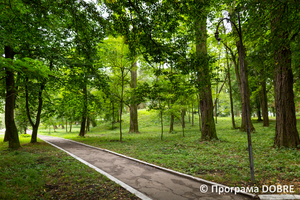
(38, 135, 255, 200)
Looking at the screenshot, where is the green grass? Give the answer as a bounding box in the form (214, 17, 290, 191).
(38, 109, 300, 194)
(0, 134, 139, 200)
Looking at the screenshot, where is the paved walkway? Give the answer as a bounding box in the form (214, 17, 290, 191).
(38, 135, 256, 200)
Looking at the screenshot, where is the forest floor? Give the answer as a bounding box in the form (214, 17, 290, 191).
(0, 134, 139, 199)
(37, 110, 300, 195)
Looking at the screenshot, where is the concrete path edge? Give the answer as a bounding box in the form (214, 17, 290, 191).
(41, 138, 153, 200)
(61, 137, 257, 199)
(40, 136, 300, 200)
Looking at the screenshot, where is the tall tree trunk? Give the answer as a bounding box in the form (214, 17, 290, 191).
(129, 61, 139, 133)
(29, 82, 45, 143)
(79, 84, 87, 137)
(271, 4, 300, 147)
(236, 41, 255, 132)
(160, 110, 163, 140)
(169, 99, 175, 133)
(69, 121, 72, 132)
(87, 117, 90, 132)
(79, 115, 86, 137)
(181, 109, 185, 137)
(255, 96, 262, 122)
(4, 46, 20, 149)
(66, 119, 68, 132)
(260, 79, 269, 126)
(119, 68, 125, 142)
(195, 7, 217, 140)
(112, 101, 115, 129)
(169, 113, 174, 133)
(191, 102, 194, 126)
(256, 97, 262, 122)
(215, 81, 218, 124)
(226, 49, 236, 129)
(273, 40, 299, 147)
(223, 34, 254, 132)
(197, 95, 202, 131)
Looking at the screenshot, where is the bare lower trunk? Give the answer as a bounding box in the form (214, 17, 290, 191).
(192, 102, 194, 126)
(169, 113, 174, 133)
(181, 109, 185, 137)
(4, 46, 20, 149)
(226, 52, 236, 129)
(160, 110, 163, 140)
(195, 7, 217, 140)
(87, 117, 90, 132)
(129, 62, 139, 133)
(236, 41, 255, 133)
(129, 104, 138, 133)
(79, 84, 87, 137)
(79, 115, 86, 137)
(256, 95, 262, 122)
(31, 126, 38, 143)
(260, 79, 269, 126)
(69, 121, 72, 132)
(274, 44, 299, 147)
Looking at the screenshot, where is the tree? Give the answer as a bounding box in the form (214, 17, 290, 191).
(129, 61, 139, 133)
(243, 0, 300, 147)
(99, 37, 132, 141)
(194, 0, 217, 140)
(271, 2, 300, 147)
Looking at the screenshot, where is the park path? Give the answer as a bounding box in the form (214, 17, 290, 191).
(38, 135, 255, 200)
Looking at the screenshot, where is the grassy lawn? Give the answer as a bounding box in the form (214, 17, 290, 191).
(0, 134, 139, 200)
(38, 109, 300, 194)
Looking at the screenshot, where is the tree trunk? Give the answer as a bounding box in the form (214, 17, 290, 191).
(260, 79, 269, 126)
(79, 115, 86, 137)
(273, 42, 299, 147)
(236, 41, 255, 132)
(160, 110, 163, 140)
(69, 121, 72, 132)
(53, 125, 57, 132)
(215, 68, 219, 124)
(87, 117, 90, 132)
(30, 82, 44, 143)
(256, 97, 262, 122)
(112, 101, 115, 129)
(226, 51, 236, 129)
(119, 68, 125, 142)
(169, 113, 174, 133)
(181, 109, 185, 137)
(197, 95, 202, 131)
(4, 46, 20, 149)
(191, 102, 194, 126)
(31, 126, 38, 143)
(79, 84, 87, 137)
(195, 7, 217, 140)
(66, 119, 68, 132)
(129, 61, 139, 133)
